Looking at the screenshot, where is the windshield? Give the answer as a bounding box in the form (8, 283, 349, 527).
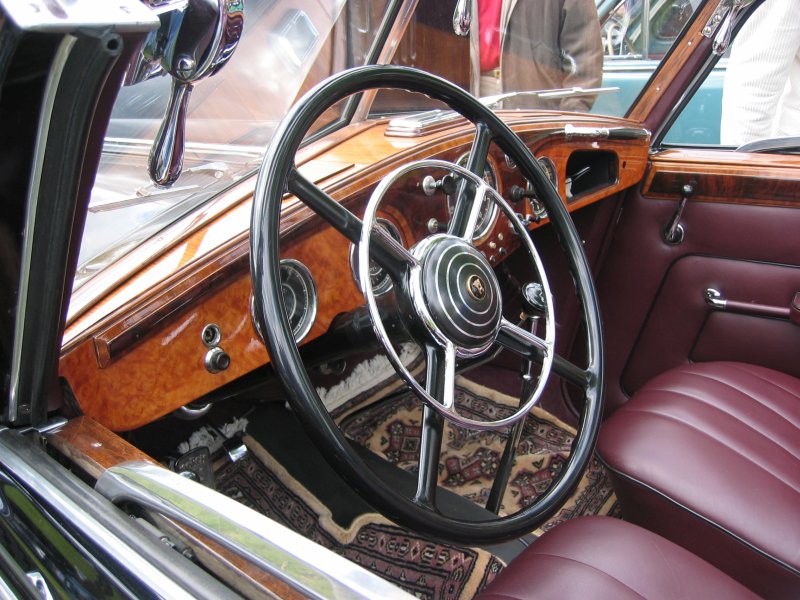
(79, 0, 382, 288)
(79, 0, 699, 291)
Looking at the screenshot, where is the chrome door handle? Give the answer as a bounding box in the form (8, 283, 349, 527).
(704, 288, 793, 320)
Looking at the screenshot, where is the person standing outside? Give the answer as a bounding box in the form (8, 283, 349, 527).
(720, 0, 800, 145)
(470, 0, 604, 111)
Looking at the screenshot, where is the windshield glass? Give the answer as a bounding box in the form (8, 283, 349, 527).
(79, 0, 384, 288)
(80, 0, 699, 290)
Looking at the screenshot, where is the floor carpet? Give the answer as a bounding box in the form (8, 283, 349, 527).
(338, 377, 618, 531)
(216, 378, 619, 599)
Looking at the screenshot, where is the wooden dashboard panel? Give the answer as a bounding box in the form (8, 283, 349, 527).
(60, 116, 649, 431)
(643, 149, 800, 208)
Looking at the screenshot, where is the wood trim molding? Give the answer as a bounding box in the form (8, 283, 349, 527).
(644, 149, 800, 208)
(627, 0, 719, 124)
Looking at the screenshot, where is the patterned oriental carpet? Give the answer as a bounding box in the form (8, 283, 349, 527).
(216, 378, 619, 599)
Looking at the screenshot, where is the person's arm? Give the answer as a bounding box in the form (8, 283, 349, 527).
(720, 0, 800, 145)
(559, 0, 603, 111)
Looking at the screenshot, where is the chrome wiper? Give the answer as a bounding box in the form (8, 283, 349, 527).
(90, 161, 230, 212)
(480, 86, 620, 108)
(385, 86, 619, 137)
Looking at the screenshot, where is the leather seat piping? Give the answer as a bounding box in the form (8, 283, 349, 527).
(597, 457, 800, 577)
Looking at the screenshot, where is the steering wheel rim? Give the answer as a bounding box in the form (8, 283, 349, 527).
(250, 65, 604, 545)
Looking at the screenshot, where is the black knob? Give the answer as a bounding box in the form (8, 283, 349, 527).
(522, 282, 547, 313)
(510, 185, 536, 203)
(204, 347, 230, 373)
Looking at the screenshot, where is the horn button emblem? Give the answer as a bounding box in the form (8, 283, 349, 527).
(419, 237, 502, 349)
(467, 274, 486, 301)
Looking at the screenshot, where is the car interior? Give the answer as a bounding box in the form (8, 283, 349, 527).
(0, 0, 797, 598)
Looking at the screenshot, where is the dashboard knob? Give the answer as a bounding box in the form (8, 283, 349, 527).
(204, 347, 231, 373)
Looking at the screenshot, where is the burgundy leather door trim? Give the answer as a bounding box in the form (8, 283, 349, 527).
(596, 192, 800, 414)
(621, 256, 800, 395)
(691, 311, 800, 378)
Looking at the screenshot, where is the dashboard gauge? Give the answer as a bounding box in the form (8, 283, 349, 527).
(279, 259, 317, 342)
(350, 218, 403, 295)
(447, 153, 499, 241)
(537, 156, 557, 187)
(526, 156, 558, 220)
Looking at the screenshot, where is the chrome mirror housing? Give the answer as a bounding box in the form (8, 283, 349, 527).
(452, 0, 471, 36)
(127, 0, 244, 187)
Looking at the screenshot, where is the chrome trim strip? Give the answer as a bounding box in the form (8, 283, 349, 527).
(96, 461, 414, 600)
(0, 574, 18, 599)
(0, 430, 234, 599)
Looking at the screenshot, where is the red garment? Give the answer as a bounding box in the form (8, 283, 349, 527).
(479, 0, 502, 72)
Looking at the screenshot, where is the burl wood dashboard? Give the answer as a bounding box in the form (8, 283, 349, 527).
(60, 113, 649, 431)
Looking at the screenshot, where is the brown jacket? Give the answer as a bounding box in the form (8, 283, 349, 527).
(470, 0, 603, 111)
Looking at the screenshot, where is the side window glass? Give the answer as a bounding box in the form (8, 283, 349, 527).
(663, 0, 800, 149)
(662, 59, 726, 145)
(592, 0, 699, 117)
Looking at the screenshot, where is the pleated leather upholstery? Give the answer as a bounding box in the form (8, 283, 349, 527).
(598, 361, 800, 598)
(477, 516, 758, 600)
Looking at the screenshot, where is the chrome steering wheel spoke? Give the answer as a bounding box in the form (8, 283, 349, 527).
(455, 182, 490, 243)
(496, 319, 591, 390)
(497, 318, 552, 355)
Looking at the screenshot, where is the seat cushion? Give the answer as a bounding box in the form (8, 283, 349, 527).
(477, 516, 757, 600)
(598, 361, 800, 598)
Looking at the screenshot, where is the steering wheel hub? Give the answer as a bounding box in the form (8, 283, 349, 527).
(417, 236, 501, 350)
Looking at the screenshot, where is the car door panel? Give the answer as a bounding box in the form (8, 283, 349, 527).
(622, 255, 800, 393)
(597, 149, 800, 413)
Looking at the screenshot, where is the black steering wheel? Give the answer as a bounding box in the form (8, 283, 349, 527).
(250, 65, 603, 545)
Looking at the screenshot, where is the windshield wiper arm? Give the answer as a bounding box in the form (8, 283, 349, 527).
(385, 86, 620, 137)
(480, 86, 620, 108)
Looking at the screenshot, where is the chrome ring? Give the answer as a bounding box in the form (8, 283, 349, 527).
(359, 159, 555, 430)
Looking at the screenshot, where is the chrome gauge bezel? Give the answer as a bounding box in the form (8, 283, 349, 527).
(256, 258, 316, 344)
(281, 259, 317, 342)
(527, 156, 558, 219)
(349, 218, 403, 296)
(537, 155, 557, 188)
(447, 153, 499, 241)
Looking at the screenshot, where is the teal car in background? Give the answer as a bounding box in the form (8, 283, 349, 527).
(594, 0, 726, 145)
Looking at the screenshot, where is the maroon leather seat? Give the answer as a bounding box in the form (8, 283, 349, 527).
(598, 361, 800, 598)
(477, 516, 757, 599)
